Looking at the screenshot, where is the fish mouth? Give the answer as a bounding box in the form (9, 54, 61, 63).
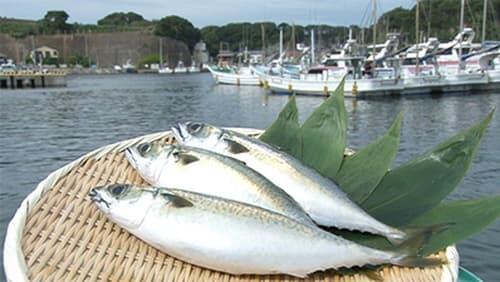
(88, 188, 110, 209)
(125, 147, 138, 170)
(171, 124, 185, 143)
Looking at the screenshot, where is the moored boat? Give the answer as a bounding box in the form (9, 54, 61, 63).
(207, 65, 262, 86)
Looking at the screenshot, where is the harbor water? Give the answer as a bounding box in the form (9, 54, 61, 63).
(1, 73, 499, 280)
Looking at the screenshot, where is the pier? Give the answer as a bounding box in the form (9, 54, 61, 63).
(0, 71, 67, 89)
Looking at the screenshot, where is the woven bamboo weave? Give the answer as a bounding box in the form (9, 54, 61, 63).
(7, 129, 458, 281)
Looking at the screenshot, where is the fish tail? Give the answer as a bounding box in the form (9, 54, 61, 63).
(385, 230, 406, 245)
(389, 223, 452, 267)
(387, 222, 452, 246)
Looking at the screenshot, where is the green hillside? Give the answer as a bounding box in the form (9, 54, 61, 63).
(1, 1, 499, 55)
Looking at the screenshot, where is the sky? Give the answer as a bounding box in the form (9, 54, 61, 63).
(0, 0, 415, 28)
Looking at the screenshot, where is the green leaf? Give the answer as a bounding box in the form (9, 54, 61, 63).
(409, 196, 500, 256)
(361, 110, 495, 226)
(259, 95, 302, 157)
(333, 196, 500, 255)
(300, 78, 346, 177)
(336, 112, 403, 204)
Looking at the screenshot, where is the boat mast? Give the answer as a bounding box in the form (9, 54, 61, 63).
(427, 0, 432, 38)
(261, 23, 266, 58)
(159, 38, 163, 68)
(482, 0, 487, 43)
(372, 0, 377, 58)
(459, 0, 464, 69)
(416, 0, 420, 74)
(311, 28, 315, 65)
(279, 26, 283, 62)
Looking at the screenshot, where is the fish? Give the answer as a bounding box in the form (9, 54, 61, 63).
(172, 122, 410, 244)
(89, 184, 441, 277)
(125, 142, 315, 227)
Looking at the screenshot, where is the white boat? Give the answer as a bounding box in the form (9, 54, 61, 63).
(122, 59, 137, 73)
(207, 65, 261, 86)
(264, 69, 404, 97)
(189, 63, 201, 73)
(174, 61, 188, 73)
(436, 28, 483, 74)
(158, 66, 174, 74)
(261, 34, 405, 97)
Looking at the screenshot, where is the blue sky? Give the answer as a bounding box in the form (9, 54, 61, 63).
(0, 0, 414, 27)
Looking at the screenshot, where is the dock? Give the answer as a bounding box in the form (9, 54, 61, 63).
(0, 70, 67, 89)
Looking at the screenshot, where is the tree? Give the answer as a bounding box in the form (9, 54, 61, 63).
(155, 16, 201, 50)
(39, 11, 72, 34)
(97, 12, 145, 25)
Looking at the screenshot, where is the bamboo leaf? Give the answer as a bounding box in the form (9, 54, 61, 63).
(409, 196, 500, 256)
(361, 110, 495, 226)
(336, 112, 403, 204)
(334, 196, 500, 255)
(300, 78, 346, 177)
(259, 96, 301, 157)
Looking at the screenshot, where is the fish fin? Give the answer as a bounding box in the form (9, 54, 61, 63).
(363, 269, 384, 281)
(174, 152, 200, 165)
(392, 256, 445, 268)
(161, 192, 194, 208)
(336, 267, 383, 281)
(223, 138, 250, 154)
(283, 271, 308, 278)
(390, 223, 452, 267)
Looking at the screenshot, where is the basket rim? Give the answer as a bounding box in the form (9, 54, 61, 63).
(3, 128, 460, 281)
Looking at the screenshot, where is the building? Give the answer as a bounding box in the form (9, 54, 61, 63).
(30, 46, 59, 64)
(193, 41, 209, 66)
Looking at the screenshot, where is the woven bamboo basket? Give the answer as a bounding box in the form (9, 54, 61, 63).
(4, 128, 460, 282)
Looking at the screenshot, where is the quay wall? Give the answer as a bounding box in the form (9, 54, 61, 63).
(0, 32, 191, 67)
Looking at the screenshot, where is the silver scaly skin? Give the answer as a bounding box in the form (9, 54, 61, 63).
(125, 142, 314, 227)
(172, 122, 408, 244)
(89, 184, 413, 277)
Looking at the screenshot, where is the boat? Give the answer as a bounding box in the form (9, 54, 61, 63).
(174, 61, 188, 73)
(188, 64, 201, 73)
(207, 65, 262, 86)
(122, 59, 137, 73)
(260, 32, 405, 97)
(158, 66, 174, 74)
(3, 128, 462, 281)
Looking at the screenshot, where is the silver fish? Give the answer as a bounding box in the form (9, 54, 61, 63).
(89, 184, 437, 277)
(125, 142, 314, 226)
(172, 122, 409, 244)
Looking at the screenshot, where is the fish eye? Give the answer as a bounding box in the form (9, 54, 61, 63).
(110, 185, 126, 195)
(138, 143, 152, 154)
(188, 123, 202, 133)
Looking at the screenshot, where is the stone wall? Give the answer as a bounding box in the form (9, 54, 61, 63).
(0, 31, 192, 67)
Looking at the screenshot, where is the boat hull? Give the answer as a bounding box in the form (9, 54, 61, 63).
(208, 66, 262, 86)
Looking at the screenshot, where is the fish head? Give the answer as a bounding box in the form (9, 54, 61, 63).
(172, 122, 224, 149)
(125, 142, 177, 184)
(89, 184, 154, 229)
